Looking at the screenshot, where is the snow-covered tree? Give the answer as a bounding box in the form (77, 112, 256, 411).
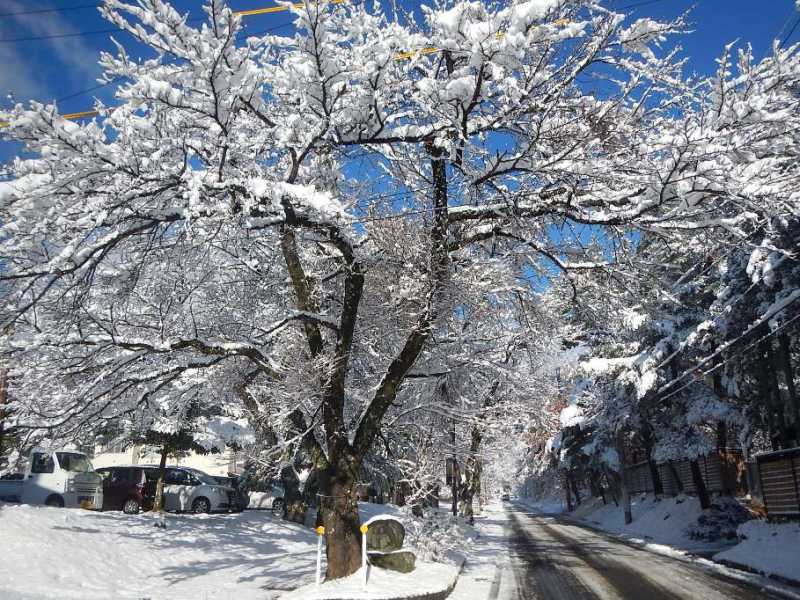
(5, 0, 799, 577)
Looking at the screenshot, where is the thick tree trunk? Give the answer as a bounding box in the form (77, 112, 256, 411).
(615, 431, 632, 524)
(277, 146, 451, 580)
(570, 474, 582, 506)
(667, 461, 684, 493)
(689, 459, 711, 509)
(641, 428, 663, 496)
(603, 467, 619, 506)
(717, 420, 727, 450)
(563, 473, 574, 512)
(151, 444, 169, 528)
(464, 426, 482, 524)
(716, 421, 736, 495)
(318, 461, 362, 579)
(760, 337, 789, 449)
(619, 475, 632, 524)
(777, 334, 799, 441)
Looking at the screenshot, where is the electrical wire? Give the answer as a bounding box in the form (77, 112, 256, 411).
(0, 24, 141, 44)
(0, 3, 102, 18)
(782, 15, 800, 48)
(55, 77, 124, 105)
(0, 2, 326, 43)
(656, 305, 800, 405)
(616, 0, 671, 11)
(44, 19, 294, 110)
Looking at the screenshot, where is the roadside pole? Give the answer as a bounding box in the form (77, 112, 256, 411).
(315, 526, 325, 586)
(361, 524, 369, 590)
(0, 366, 6, 467)
(451, 419, 458, 516)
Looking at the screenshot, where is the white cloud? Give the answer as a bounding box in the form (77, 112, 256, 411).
(0, 1, 105, 108)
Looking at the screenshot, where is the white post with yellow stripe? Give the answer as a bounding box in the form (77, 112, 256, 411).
(315, 525, 325, 586)
(360, 523, 369, 590)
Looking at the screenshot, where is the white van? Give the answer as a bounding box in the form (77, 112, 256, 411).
(0, 449, 103, 509)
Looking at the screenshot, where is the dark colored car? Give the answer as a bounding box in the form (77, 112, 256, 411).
(97, 466, 152, 514)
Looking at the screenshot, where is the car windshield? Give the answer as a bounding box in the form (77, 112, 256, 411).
(187, 469, 219, 485)
(56, 452, 94, 473)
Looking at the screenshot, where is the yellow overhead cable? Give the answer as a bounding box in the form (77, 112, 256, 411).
(236, 0, 347, 17)
(59, 109, 103, 120)
(0, 8, 570, 128)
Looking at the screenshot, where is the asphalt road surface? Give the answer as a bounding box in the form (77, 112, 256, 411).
(499, 503, 782, 600)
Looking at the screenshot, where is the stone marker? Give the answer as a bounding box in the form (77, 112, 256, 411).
(368, 550, 416, 573)
(365, 517, 405, 552)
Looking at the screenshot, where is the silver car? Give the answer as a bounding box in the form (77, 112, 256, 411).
(154, 466, 237, 513)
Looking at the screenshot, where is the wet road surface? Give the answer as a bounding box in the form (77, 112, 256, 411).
(499, 504, 783, 600)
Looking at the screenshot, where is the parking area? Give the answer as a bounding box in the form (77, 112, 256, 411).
(0, 503, 320, 600)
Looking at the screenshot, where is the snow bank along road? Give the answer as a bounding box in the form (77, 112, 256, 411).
(499, 504, 785, 600)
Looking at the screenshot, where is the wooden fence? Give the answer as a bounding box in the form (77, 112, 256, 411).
(623, 449, 745, 496)
(618, 447, 800, 518)
(756, 447, 800, 517)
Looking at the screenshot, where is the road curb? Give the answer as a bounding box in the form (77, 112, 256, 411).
(715, 558, 800, 590)
(402, 557, 467, 600)
(279, 557, 467, 600)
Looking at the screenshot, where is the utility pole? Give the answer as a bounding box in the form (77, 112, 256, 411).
(451, 417, 458, 516)
(0, 366, 7, 467)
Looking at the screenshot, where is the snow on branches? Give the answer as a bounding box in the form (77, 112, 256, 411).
(1, 0, 800, 573)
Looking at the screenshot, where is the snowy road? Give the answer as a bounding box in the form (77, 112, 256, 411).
(499, 505, 783, 600)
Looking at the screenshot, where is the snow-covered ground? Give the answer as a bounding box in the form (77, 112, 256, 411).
(289, 502, 474, 599)
(282, 562, 461, 600)
(572, 493, 800, 585)
(577, 493, 730, 552)
(0, 503, 320, 600)
(0, 500, 480, 600)
(514, 493, 566, 514)
(714, 520, 800, 584)
(448, 502, 512, 600)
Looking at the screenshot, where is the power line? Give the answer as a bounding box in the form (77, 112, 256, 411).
(772, 4, 796, 45)
(0, 2, 301, 44)
(782, 15, 800, 48)
(0, 3, 102, 18)
(25, 21, 293, 110)
(657, 305, 800, 405)
(616, 0, 671, 11)
(655, 291, 800, 400)
(56, 78, 123, 105)
(0, 24, 139, 44)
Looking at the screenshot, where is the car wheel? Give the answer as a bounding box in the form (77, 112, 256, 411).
(271, 498, 285, 517)
(45, 495, 65, 508)
(192, 497, 211, 514)
(123, 498, 141, 514)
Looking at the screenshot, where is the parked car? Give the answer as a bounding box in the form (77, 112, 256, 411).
(0, 448, 103, 509)
(212, 475, 248, 512)
(97, 465, 238, 514)
(501, 492, 510, 501)
(246, 478, 286, 515)
(96, 466, 152, 514)
(139, 465, 238, 513)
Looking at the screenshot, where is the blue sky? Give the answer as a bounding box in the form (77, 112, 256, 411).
(0, 0, 797, 160)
